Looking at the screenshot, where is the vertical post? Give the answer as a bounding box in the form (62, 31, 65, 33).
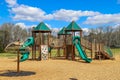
(65, 31, 67, 59)
(57, 48, 60, 57)
(48, 32, 49, 58)
(98, 43, 101, 60)
(17, 49, 20, 72)
(91, 42, 93, 59)
(49, 32, 51, 58)
(32, 31, 36, 60)
(80, 30, 82, 43)
(48, 32, 50, 48)
(72, 31, 75, 60)
(17, 40, 20, 72)
(32, 31, 34, 60)
(63, 35, 66, 57)
(38, 32, 41, 61)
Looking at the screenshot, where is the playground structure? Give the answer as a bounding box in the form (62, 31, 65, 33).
(4, 21, 114, 63)
(94, 42, 114, 60)
(31, 22, 51, 60)
(63, 21, 92, 63)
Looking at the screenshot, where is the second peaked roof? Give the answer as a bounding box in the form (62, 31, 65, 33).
(66, 21, 82, 31)
(58, 27, 71, 35)
(34, 22, 51, 31)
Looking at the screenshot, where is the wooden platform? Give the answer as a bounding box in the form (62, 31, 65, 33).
(95, 51, 114, 60)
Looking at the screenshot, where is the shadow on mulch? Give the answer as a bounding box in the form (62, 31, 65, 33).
(51, 57, 89, 63)
(0, 70, 36, 77)
(69, 78, 78, 80)
(51, 56, 67, 60)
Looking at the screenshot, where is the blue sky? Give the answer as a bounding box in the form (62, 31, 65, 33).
(0, 0, 120, 31)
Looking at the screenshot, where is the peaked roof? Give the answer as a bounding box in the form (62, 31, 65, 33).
(66, 21, 82, 31)
(58, 27, 66, 35)
(34, 22, 51, 31)
(58, 27, 71, 35)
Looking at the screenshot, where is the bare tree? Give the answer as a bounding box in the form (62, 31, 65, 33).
(0, 23, 29, 45)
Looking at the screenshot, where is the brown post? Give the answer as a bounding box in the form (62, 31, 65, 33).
(32, 31, 34, 60)
(80, 30, 82, 43)
(49, 32, 52, 58)
(17, 49, 20, 72)
(32, 31, 36, 60)
(57, 48, 60, 57)
(48, 32, 51, 58)
(98, 43, 101, 60)
(34, 45, 36, 60)
(65, 31, 67, 59)
(63, 35, 66, 56)
(72, 31, 75, 60)
(48, 32, 49, 47)
(91, 42, 93, 59)
(38, 32, 41, 60)
(17, 40, 20, 72)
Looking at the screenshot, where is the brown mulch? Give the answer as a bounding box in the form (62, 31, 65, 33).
(0, 55, 120, 80)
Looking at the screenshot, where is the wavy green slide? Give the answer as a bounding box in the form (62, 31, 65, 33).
(73, 36, 92, 63)
(20, 37, 34, 62)
(104, 46, 113, 57)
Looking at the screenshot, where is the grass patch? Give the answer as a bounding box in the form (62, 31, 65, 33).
(0, 52, 17, 58)
(111, 48, 120, 55)
(0, 48, 119, 58)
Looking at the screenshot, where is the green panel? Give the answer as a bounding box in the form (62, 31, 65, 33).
(34, 22, 51, 31)
(73, 36, 92, 63)
(66, 21, 82, 31)
(104, 46, 113, 57)
(20, 51, 29, 62)
(58, 27, 70, 35)
(19, 37, 35, 62)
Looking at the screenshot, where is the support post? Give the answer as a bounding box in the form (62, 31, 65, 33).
(72, 31, 75, 60)
(65, 31, 67, 59)
(91, 43, 93, 59)
(17, 49, 20, 72)
(38, 32, 41, 61)
(17, 40, 21, 72)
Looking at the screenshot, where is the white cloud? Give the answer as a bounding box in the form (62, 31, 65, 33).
(5, 0, 101, 22)
(45, 23, 52, 29)
(82, 28, 89, 33)
(53, 9, 100, 21)
(6, 0, 120, 27)
(11, 7, 100, 22)
(15, 22, 36, 29)
(113, 24, 120, 29)
(5, 0, 17, 7)
(84, 14, 120, 25)
(51, 28, 60, 36)
(15, 22, 26, 28)
(82, 28, 90, 35)
(11, 5, 53, 21)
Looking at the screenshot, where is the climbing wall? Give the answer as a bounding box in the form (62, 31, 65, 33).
(41, 45, 48, 60)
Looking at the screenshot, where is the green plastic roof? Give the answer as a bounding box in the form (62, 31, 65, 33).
(66, 21, 82, 31)
(58, 27, 71, 35)
(58, 27, 66, 35)
(34, 22, 51, 31)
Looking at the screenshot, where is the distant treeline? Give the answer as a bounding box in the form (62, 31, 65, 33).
(83, 26, 120, 48)
(0, 23, 120, 48)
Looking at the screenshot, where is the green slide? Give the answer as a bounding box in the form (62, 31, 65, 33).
(73, 36, 92, 63)
(104, 46, 113, 57)
(19, 37, 34, 62)
(20, 51, 30, 62)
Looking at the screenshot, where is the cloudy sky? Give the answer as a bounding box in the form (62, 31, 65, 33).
(0, 0, 120, 30)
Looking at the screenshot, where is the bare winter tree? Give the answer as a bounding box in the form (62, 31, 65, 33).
(0, 23, 29, 45)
